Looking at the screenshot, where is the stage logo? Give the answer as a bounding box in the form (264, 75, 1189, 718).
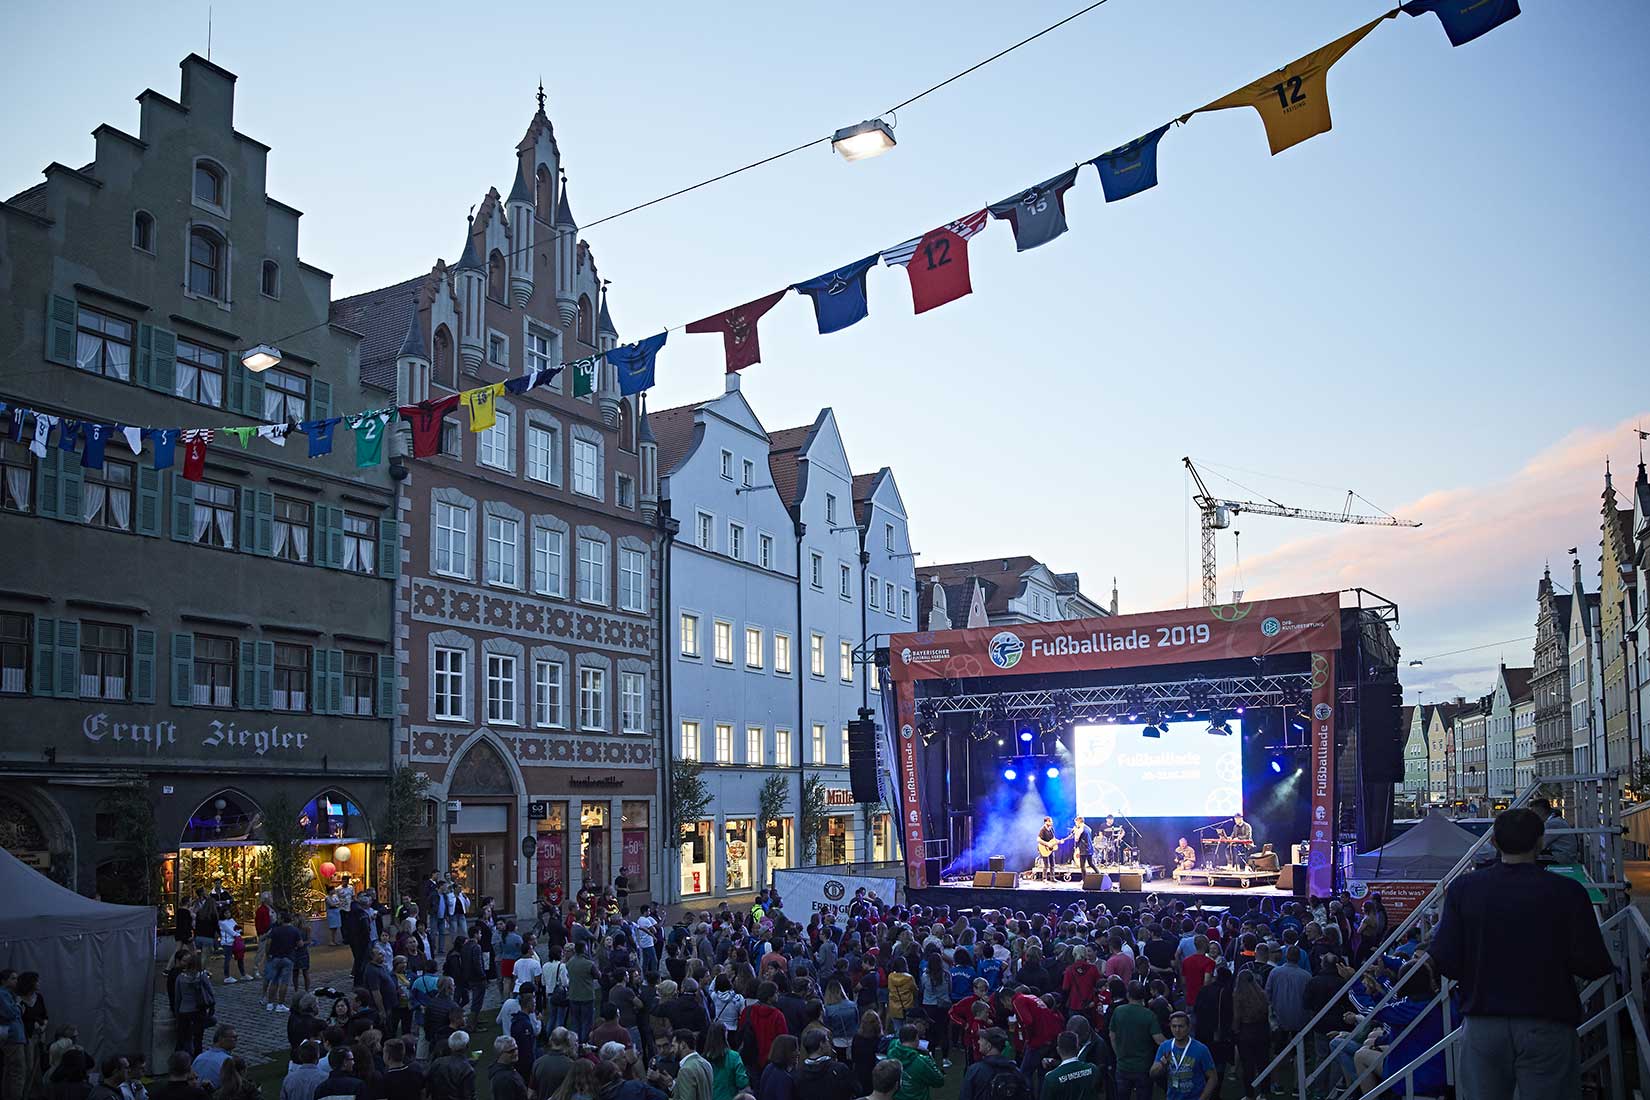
(1314, 702, 1334, 721)
(988, 631, 1025, 669)
(1260, 616, 1282, 637)
(823, 879, 846, 901)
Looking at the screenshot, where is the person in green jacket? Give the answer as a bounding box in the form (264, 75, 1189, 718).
(886, 1024, 946, 1100)
(703, 1020, 751, 1100)
(1041, 1032, 1099, 1100)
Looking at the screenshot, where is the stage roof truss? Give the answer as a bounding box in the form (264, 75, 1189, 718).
(920, 673, 1355, 717)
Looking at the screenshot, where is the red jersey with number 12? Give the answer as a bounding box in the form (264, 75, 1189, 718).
(882, 209, 989, 314)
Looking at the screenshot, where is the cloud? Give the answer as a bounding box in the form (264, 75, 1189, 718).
(1225, 412, 1648, 699)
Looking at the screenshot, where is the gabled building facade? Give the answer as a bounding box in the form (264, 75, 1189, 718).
(1600, 466, 1637, 777)
(1569, 557, 1605, 772)
(1487, 665, 1532, 802)
(1453, 702, 1488, 811)
(921, 556, 1114, 627)
(1400, 704, 1429, 813)
(1532, 567, 1573, 793)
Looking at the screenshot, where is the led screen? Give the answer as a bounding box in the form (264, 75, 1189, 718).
(1072, 720, 1243, 817)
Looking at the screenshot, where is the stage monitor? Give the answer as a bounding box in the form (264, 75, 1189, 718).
(1071, 721, 1243, 817)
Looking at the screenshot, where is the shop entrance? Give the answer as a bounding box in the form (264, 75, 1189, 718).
(451, 832, 507, 904)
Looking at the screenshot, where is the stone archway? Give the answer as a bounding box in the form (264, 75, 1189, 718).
(445, 737, 522, 909)
(0, 788, 77, 887)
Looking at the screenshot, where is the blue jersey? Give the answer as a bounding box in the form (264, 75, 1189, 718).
(1091, 124, 1171, 202)
(793, 255, 878, 334)
(1402, 0, 1519, 47)
(1153, 1038, 1215, 1100)
(607, 332, 668, 395)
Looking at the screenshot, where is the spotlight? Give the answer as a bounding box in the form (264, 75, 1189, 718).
(1027, 772, 1036, 784)
(1270, 759, 1283, 774)
(1046, 766, 1060, 779)
(1003, 767, 1017, 781)
(996, 738, 1005, 747)
(1019, 729, 1035, 743)
(1141, 724, 1162, 739)
(1205, 710, 1232, 736)
(1234, 706, 1245, 715)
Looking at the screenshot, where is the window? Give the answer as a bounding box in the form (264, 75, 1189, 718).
(533, 659, 564, 727)
(680, 613, 701, 658)
(742, 459, 755, 487)
(775, 728, 792, 767)
(76, 307, 134, 381)
(681, 720, 702, 761)
(775, 633, 792, 675)
(485, 514, 519, 587)
(885, 580, 896, 613)
(83, 460, 133, 531)
(1, 441, 32, 512)
(80, 622, 129, 701)
(842, 726, 851, 765)
(901, 589, 912, 620)
(132, 211, 155, 252)
(342, 651, 375, 716)
(0, 613, 28, 694)
(840, 641, 854, 683)
(729, 523, 745, 560)
(810, 633, 825, 677)
(577, 294, 594, 345)
(433, 501, 470, 577)
(826, 494, 838, 525)
(193, 161, 225, 206)
(526, 328, 555, 378)
(341, 512, 376, 575)
(261, 260, 280, 299)
(191, 481, 236, 548)
(532, 527, 564, 597)
(272, 643, 309, 712)
(578, 536, 607, 603)
(273, 497, 310, 563)
(716, 723, 734, 763)
(619, 547, 645, 612)
(488, 252, 507, 303)
(578, 667, 606, 730)
(616, 474, 635, 510)
(745, 626, 763, 669)
(620, 671, 645, 733)
(714, 621, 734, 665)
(870, 662, 880, 691)
(263, 367, 309, 422)
(174, 339, 225, 407)
(840, 563, 852, 599)
(526, 423, 560, 484)
(188, 227, 225, 299)
(758, 534, 773, 570)
(485, 653, 518, 724)
(488, 334, 507, 366)
(720, 450, 734, 480)
(869, 576, 880, 610)
(478, 410, 512, 470)
(192, 634, 235, 707)
(697, 512, 714, 551)
(812, 724, 826, 764)
(885, 523, 895, 552)
(747, 726, 763, 764)
(433, 647, 466, 720)
(572, 438, 599, 497)
(810, 553, 823, 588)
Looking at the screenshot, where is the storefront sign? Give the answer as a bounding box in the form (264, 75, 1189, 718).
(568, 774, 625, 789)
(621, 830, 647, 881)
(528, 800, 551, 820)
(824, 788, 856, 807)
(772, 868, 896, 922)
(81, 711, 310, 755)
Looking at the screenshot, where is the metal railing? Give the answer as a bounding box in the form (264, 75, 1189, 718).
(1251, 770, 1631, 1098)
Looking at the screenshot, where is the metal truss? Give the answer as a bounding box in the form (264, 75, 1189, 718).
(917, 673, 1357, 717)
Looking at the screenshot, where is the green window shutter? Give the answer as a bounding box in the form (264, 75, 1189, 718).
(310, 645, 328, 715)
(377, 515, 398, 578)
(247, 372, 267, 423)
(37, 450, 60, 520)
(135, 324, 154, 389)
(58, 452, 83, 523)
(226, 360, 246, 415)
(45, 295, 77, 366)
(170, 632, 194, 707)
(256, 490, 275, 555)
(254, 641, 274, 710)
(311, 380, 334, 421)
(377, 653, 396, 718)
(135, 464, 162, 536)
(323, 649, 343, 715)
(328, 506, 345, 570)
(54, 620, 80, 700)
(151, 328, 177, 396)
(32, 618, 56, 697)
(133, 629, 157, 704)
(171, 474, 195, 542)
(237, 638, 256, 709)
(311, 505, 329, 568)
(238, 487, 258, 554)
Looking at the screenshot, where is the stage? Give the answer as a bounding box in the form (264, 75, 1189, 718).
(913, 874, 1295, 915)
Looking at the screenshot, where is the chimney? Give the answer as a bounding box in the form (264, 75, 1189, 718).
(725, 371, 741, 394)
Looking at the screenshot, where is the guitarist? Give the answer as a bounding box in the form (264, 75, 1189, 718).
(1175, 837, 1197, 872)
(1037, 817, 1059, 881)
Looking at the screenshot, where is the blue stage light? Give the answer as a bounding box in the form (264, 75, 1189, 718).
(1003, 767, 1017, 781)
(1270, 759, 1283, 774)
(1019, 729, 1034, 743)
(1046, 766, 1060, 778)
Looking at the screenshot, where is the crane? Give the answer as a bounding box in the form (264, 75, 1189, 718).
(1183, 457, 1421, 606)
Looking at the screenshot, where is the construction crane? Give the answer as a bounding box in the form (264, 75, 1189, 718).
(1183, 457, 1421, 606)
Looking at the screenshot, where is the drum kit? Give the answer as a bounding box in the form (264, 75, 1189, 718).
(1097, 824, 1135, 865)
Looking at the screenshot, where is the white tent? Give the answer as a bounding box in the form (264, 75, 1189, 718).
(0, 846, 156, 1060)
(1352, 809, 1479, 881)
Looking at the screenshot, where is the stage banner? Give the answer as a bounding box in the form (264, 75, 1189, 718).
(1347, 878, 1434, 924)
(1309, 649, 1337, 897)
(772, 868, 896, 922)
(888, 593, 1341, 681)
(895, 677, 927, 888)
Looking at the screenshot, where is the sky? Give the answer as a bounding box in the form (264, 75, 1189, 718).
(5, 0, 1647, 703)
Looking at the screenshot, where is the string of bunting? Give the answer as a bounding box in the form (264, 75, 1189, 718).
(0, 0, 1516, 482)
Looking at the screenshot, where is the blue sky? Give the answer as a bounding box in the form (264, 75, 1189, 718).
(5, 0, 1647, 702)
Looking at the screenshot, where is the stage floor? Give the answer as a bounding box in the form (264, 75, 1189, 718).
(916, 873, 1293, 913)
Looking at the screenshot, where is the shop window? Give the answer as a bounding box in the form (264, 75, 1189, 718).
(724, 819, 755, 894)
(181, 792, 261, 844)
(298, 791, 369, 842)
(680, 819, 712, 896)
(536, 802, 569, 903)
(765, 817, 793, 883)
(621, 800, 649, 893)
(580, 802, 609, 889)
(821, 815, 854, 865)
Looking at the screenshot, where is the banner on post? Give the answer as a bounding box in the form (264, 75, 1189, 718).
(895, 678, 927, 888)
(772, 869, 896, 922)
(1309, 650, 1338, 898)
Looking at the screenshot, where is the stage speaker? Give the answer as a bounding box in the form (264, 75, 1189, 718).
(1276, 864, 1293, 890)
(1118, 872, 1144, 891)
(1361, 679, 1405, 783)
(1083, 873, 1108, 891)
(988, 855, 1006, 872)
(973, 871, 995, 888)
(847, 719, 879, 802)
(992, 872, 1018, 888)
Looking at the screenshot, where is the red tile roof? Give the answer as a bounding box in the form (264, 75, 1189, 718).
(925, 556, 1043, 615)
(766, 423, 815, 509)
(644, 401, 703, 476)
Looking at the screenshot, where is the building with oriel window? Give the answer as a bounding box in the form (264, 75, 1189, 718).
(332, 89, 661, 914)
(0, 56, 397, 916)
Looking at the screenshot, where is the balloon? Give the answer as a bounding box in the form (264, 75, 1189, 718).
(334, 846, 352, 864)
(319, 862, 336, 879)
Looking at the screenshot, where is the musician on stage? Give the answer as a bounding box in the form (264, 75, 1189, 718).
(1069, 815, 1099, 875)
(1100, 815, 1124, 862)
(1230, 813, 1254, 864)
(1037, 816, 1059, 881)
(1175, 837, 1197, 871)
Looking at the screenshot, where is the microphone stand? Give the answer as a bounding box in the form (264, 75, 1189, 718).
(1117, 813, 1145, 870)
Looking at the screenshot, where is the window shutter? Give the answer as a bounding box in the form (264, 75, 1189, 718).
(256, 490, 275, 555)
(237, 638, 256, 708)
(311, 645, 329, 715)
(133, 629, 157, 704)
(311, 380, 334, 421)
(326, 505, 345, 571)
(136, 464, 162, 536)
(226, 359, 245, 415)
(58, 452, 83, 523)
(246, 371, 266, 423)
(171, 474, 195, 542)
(170, 632, 194, 707)
(54, 620, 80, 699)
(239, 487, 258, 554)
(151, 327, 177, 395)
(33, 618, 56, 697)
(327, 649, 344, 715)
(37, 450, 60, 520)
(135, 324, 154, 389)
(377, 653, 396, 718)
(255, 641, 274, 710)
(312, 506, 331, 568)
(378, 515, 398, 578)
(45, 295, 77, 366)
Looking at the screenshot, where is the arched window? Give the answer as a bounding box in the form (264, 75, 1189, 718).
(261, 259, 280, 299)
(488, 250, 506, 302)
(188, 227, 225, 299)
(180, 791, 261, 844)
(432, 324, 455, 390)
(535, 166, 553, 214)
(577, 294, 593, 345)
(132, 210, 155, 252)
(193, 160, 225, 207)
(618, 399, 636, 453)
(298, 790, 370, 841)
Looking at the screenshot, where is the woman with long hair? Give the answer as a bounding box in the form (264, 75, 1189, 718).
(918, 953, 951, 1065)
(215, 1056, 259, 1100)
(551, 1059, 599, 1100)
(1232, 969, 1272, 1100)
(702, 1022, 750, 1100)
(850, 1010, 882, 1095)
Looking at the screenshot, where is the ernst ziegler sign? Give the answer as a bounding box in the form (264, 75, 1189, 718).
(81, 711, 311, 756)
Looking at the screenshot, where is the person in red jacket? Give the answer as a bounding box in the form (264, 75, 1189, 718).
(1181, 936, 1217, 1008)
(1010, 988, 1064, 1081)
(947, 977, 995, 1062)
(1061, 947, 1101, 1023)
(253, 893, 274, 989)
(738, 980, 790, 1073)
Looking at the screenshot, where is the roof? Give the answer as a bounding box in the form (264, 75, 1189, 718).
(506, 163, 534, 206)
(331, 274, 425, 392)
(925, 556, 1044, 616)
(766, 421, 819, 509)
(555, 186, 575, 228)
(599, 293, 617, 338)
(5, 161, 93, 219)
(454, 220, 485, 273)
(851, 470, 881, 526)
(645, 400, 705, 477)
(1504, 665, 1534, 703)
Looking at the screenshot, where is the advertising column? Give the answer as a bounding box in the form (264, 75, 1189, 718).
(1308, 650, 1337, 897)
(894, 677, 927, 888)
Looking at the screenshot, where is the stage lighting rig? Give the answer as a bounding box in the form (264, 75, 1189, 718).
(1205, 710, 1233, 735)
(1142, 706, 1166, 738)
(1002, 766, 1017, 781)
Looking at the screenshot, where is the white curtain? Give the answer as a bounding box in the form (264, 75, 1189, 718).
(110, 489, 131, 531)
(82, 483, 106, 526)
(214, 509, 234, 548)
(191, 503, 211, 543)
(175, 362, 199, 400)
(105, 342, 131, 382)
(273, 522, 289, 559)
(6, 468, 31, 511)
(342, 538, 362, 573)
(264, 390, 285, 422)
(291, 525, 309, 562)
(77, 334, 101, 372)
(199, 370, 223, 408)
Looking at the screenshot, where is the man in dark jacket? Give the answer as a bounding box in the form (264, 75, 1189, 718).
(795, 1027, 857, 1100)
(959, 1029, 1021, 1100)
(460, 935, 488, 1027)
(426, 1031, 476, 1100)
(315, 1046, 366, 1100)
(774, 978, 810, 1037)
(487, 1037, 527, 1100)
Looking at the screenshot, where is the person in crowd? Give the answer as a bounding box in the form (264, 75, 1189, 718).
(531, 1028, 578, 1100)
(566, 941, 602, 1042)
(665, 1030, 713, 1100)
(172, 958, 214, 1058)
(149, 1052, 209, 1100)
(214, 1058, 258, 1100)
(1531, 798, 1582, 865)
(88, 1055, 127, 1100)
(862, 1059, 902, 1100)
(426, 1031, 475, 1100)
(1110, 981, 1166, 1100)
(754, 1034, 797, 1100)
(848, 1010, 883, 1096)
(46, 1049, 92, 1100)
(380, 1038, 424, 1100)
(421, 978, 461, 1063)
(701, 1022, 749, 1100)
(264, 912, 301, 1014)
(1040, 1031, 1098, 1100)
(1192, 963, 1235, 1086)
(796, 1027, 856, 1100)
(280, 1042, 329, 1100)
(957, 1028, 1020, 1100)
(1151, 1012, 1217, 1100)
(488, 1037, 527, 1100)
(1, 970, 27, 1100)
(1231, 969, 1272, 1100)
(188, 1027, 236, 1089)
(883, 1024, 944, 1100)
(315, 1045, 365, 1100)
(590, 1005, 632, 1051)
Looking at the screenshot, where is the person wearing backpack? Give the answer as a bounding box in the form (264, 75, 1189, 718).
(958, 1027, 1025, 1100)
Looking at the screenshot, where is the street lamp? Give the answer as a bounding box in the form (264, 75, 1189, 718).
(240, 344, 282, 372)
(832, 119, 896, 161)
